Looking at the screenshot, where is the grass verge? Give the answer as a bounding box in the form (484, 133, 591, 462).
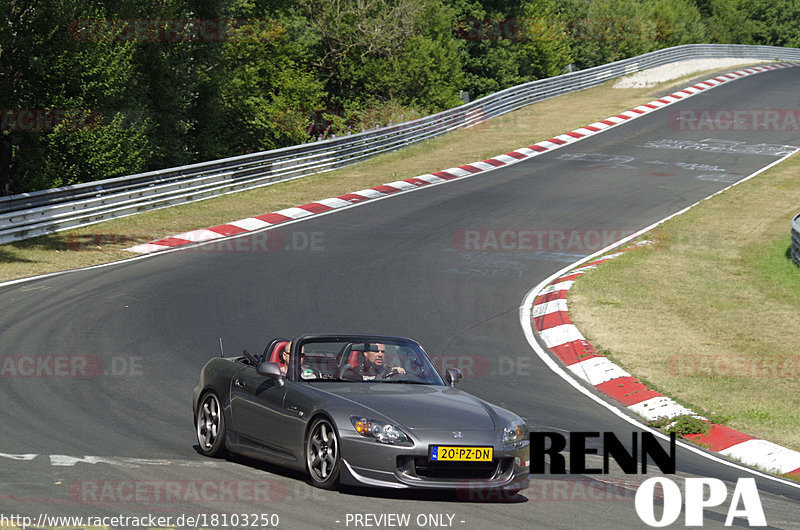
(569, 153, 800, 451)
(0, 62, 770, 283)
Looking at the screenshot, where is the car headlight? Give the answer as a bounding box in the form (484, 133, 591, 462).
(503, 420, 528, 444)
(351, 417, 411, 445)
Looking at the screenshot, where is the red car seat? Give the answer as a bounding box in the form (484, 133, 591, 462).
(269, 340, 291, 369)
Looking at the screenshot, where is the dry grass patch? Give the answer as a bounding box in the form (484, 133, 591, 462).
(570, 153, 800, 451)
(0, 63, 770, 283)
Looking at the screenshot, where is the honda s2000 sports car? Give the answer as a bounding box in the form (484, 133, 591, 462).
(193, 334, 530, 492)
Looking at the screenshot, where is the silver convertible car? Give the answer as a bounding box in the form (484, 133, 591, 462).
(193, 334, 530, 493)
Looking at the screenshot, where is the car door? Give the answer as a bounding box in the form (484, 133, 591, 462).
(229, 365, 289, 450)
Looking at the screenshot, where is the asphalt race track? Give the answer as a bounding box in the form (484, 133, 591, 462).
(2, 67, 800, 529)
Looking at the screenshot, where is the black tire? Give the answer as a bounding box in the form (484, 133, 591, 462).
(196, 392, 226, 457)
(305, 417, 341, 489)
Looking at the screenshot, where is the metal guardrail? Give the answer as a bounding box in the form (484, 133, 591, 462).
(792, 213, 800, 267)
(3, 43, 800, 245)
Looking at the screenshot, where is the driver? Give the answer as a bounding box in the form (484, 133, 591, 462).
(344, 343, 406, 380)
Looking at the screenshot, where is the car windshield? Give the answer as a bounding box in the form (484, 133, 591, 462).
(292, 337, 445, 385)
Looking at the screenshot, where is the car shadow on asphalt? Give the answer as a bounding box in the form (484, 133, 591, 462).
(193, 445, 528, 504)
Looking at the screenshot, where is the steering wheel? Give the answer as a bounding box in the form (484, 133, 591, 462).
(384, 367, 403, 379)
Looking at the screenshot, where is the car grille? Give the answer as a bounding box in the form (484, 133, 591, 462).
(403, 456, 511, 480)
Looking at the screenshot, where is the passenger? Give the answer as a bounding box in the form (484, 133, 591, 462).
(298, 345, 322, 380)
(278, 341, 292, 376)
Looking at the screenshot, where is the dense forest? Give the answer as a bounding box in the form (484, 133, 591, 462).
(1, 0, 798, 195)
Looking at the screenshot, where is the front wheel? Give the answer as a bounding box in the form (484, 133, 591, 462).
(196, 392, 226, 457)
(306, 417, 341, 489)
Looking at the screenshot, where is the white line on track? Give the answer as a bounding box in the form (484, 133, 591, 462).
(0, 452, 219, 468)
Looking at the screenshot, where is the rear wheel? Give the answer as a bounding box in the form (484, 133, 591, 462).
(196, 392, 226, 457)
(306, 417, 341, 489)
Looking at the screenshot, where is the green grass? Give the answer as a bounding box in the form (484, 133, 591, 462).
(569, 153, 800, 451)
(749, 236, 800, 303)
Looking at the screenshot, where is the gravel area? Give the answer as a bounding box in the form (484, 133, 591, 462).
(613, 58, 771, 88)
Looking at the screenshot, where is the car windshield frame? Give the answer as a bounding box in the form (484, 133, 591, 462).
(288, 334, 446, 386)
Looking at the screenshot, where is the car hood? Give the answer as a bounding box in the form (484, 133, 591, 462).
(315, 384, 499, 431)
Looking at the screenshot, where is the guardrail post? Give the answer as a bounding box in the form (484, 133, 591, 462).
(792, 213, 800, 267)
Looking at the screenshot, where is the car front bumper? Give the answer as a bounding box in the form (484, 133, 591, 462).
(337, 429, 530, 491)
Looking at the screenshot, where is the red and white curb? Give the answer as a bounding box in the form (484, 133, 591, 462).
(126, 63, 797, 254)
(531, 245, 800, 480)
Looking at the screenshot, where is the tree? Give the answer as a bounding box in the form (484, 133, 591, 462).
(0, 1, 150, 194)
(217, 6, 326, 151)
(520, 0, 574, 80)
(299, 0, 464, 114)
(741, 0, 800, 47)
(650, 0, 707, 47)
(553, 0, 659, 69)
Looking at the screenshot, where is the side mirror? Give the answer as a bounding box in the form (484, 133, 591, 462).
(257, 361, 286, 385)
(445, 367, 463, 387)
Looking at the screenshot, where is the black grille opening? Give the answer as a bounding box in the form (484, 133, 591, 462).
(411, 457, 503, 480)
